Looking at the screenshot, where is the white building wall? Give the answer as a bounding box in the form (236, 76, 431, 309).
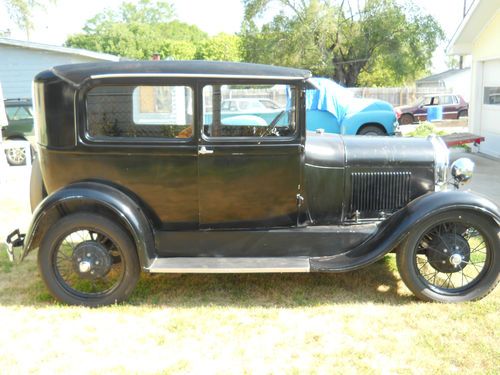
(443, 70, 472, 102)
(0, 45, 104, 99)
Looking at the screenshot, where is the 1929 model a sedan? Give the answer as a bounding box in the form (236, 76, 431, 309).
(6, 61, 499, 306)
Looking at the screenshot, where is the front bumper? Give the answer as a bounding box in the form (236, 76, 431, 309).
(5, 229, 25, 262)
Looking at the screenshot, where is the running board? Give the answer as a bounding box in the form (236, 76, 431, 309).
(147, 257, 310, 273)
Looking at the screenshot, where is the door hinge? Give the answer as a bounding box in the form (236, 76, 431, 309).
(296, 194, 304, 207)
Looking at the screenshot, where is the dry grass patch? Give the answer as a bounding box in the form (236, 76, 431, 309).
(0, 249, 498, 374)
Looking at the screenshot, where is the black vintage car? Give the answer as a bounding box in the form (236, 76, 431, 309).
(6, 61, 499, 306)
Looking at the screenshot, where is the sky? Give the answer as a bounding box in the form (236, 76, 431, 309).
(0, 0, 472, 73)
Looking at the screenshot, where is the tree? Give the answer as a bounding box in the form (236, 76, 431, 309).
(66, 0, 242, 62)
(3, 0, 55, 39)
(196, 33, 242, 61)
(66, 0, 208, 60)
(241, 0, 444, 87)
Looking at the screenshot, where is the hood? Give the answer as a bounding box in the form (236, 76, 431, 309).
(306, 77, 394, 123)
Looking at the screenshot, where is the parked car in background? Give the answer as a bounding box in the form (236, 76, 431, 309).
(222, 98, 282, 112)
(2, 98, 34, 165)
(306, 78, 400, 136)
(7, 61, 499, 306)
(395, 94, 469, 125)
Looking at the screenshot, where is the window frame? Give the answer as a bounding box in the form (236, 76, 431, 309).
(81, 80, 196, 145)
(199, 81, 301, 144)
(483, 86, 500, 106)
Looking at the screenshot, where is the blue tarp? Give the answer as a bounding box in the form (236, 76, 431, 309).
(306, 78, 353, 123)
(306, 77, 388, 123)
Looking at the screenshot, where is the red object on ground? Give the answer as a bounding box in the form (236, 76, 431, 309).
(441, 132, 485, 147)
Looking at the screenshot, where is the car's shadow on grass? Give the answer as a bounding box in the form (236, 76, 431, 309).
(0, 242, 416, 307)
(128, 255, 416, 307)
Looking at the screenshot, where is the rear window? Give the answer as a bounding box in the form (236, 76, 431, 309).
(6, 106, 32, 121)
(86, 85, 193, 140)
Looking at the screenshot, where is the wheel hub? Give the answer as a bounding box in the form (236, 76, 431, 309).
(427, 233, 470, 273)
(72, 241, 112, 279)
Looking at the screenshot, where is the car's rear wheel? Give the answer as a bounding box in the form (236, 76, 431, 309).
(399, 113, 414, 125)
(357, 125, 386, 136)
(397, 210, 499, 302)
(38, 213, 140, 306)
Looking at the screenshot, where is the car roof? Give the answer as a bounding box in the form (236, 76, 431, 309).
(47, 60, 312, 86)
(4, 98, 32, 106)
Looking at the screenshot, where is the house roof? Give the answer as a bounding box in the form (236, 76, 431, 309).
(0, 37, 120, 62)
(45, 60, 312, 86)
(416, 68, 470, 83)
(448, 0, 500, 55)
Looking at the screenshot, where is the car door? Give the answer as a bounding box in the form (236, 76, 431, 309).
(197, 82, 302, 229)
(414, 97, 431, 121)
(442, 95, 459, 119)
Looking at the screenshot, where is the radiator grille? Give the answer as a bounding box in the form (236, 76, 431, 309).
(350, 171, 412, 213)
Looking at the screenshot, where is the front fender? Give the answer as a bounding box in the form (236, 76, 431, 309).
(22, 182, 156, 269)
(310, 190, 500, 272)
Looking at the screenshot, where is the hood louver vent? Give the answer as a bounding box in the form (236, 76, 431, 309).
(350, 171, 412, 215)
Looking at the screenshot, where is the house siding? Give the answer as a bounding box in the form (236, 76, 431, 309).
(0, 45, 105, 99)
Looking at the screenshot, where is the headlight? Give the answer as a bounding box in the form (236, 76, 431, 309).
(429, 135, 450, 189)
(450, 158, 474, 186)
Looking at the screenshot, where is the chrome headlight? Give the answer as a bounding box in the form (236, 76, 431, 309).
(429, 135, 450, 189)
(450, 158, 474, 186)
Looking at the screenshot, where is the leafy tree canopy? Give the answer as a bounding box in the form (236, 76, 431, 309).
(242, 0, 444, 86)
(66, 0, 242, 62)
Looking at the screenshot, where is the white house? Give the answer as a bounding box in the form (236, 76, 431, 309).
(0, 38, 120, 99)
(448, 0, 500, 158)
(416, 68, 471, 102)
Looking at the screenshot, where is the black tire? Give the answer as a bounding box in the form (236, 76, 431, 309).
(458, 110, 468, 119)
(399, 113, 414, 125)
(397, 210, 499, 302)
(38, 213, 140, 306)
(357, 125, 386, 136)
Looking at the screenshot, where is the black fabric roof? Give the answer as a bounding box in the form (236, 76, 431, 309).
(51, 60, 312, 85)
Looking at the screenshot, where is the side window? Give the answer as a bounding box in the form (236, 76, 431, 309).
(441, 96, 453, 105)
(422, 97, 433, 106)
(202, 83, 296, 137)
(86, 85, 193, 140)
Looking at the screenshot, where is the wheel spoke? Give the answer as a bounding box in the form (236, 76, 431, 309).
(53, 229, 124, 297)
(413, 219, 491, 292)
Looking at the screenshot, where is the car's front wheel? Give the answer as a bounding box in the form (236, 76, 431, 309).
(38, 213, 140, 306)
(397, 210, 499, 302)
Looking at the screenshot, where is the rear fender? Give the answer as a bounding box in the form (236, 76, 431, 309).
(310, 190, 500, 272)
(22, 182, 156, 269)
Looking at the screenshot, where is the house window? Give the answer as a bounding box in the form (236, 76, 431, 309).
(86, 85, 193, 139)
(484, 87, 500, 105)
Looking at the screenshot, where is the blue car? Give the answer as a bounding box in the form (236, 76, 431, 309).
(306, 78, 399, 136)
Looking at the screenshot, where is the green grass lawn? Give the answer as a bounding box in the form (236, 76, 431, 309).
(0, 246, 498, 374)
(0, 173, 499, 374)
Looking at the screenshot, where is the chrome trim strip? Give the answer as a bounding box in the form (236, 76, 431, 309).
(148, 257, 310, 273)
(90, 73, 307, 80)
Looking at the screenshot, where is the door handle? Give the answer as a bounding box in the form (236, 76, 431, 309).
(198, 146, 214, 155)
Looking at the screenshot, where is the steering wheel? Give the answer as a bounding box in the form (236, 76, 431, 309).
(260, 110, 286, 137)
